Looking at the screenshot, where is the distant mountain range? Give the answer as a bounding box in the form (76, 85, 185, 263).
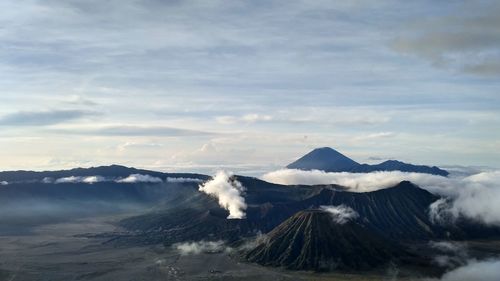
(2, 164, 497, 273)
(287, 147, 449, 176)
(0, 165, 209, 231)
(0, 164, 208, 183)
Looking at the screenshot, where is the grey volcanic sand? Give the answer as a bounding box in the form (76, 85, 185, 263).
(0, 216, 446, 281)
(0, 216, 306, 281)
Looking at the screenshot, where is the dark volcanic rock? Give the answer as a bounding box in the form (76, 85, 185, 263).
(242, 181, 453, 241)
(245, 209, 409, 271)
(118, 180, 500, 247)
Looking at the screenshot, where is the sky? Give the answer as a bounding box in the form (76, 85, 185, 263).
(0, 0, 499, 175)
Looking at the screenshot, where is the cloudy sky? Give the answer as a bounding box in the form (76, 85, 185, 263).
(0, 0, 499, 174)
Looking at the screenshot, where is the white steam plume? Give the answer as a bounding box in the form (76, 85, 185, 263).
(198, 171, 247, 219)
(262, 169, 500, 226)
(320, 205, 359, 224)
(116, 174, 163, 183)
(173, 240, 230, 255)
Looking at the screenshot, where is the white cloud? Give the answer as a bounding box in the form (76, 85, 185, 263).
(166, 177, 204, 183)
(82, 176, 106, 184)
(353, 132, 395, 141)
(49, 125, 214, 137)
(42, 177, 54, 184)
(54, 175, 106, 184)
(215, 116, 238, 125)
(117, 141, 164, 152)
(116, 174, 163, 183)
(64, 95, 98, 106)
(241, 114, 273, 123)
(436, 259, 500, 281)
(262, 169, 500, 226)
(53, 174, 164, 184)
(215, 114, 273, 125)
(173, 240, 229, 255)
(199, 143, 217, 153)
(0, 181, 8, 185)
(429, 199, 455, 225)
(1, 1, 499, 173)
(442, 171, 500, 225)
(441, 165, 495, 178)
(54, 176, 79, 184)
(198, 171, 247, 219)
(429, 241, 468, 268)
(392, 1, 500, 77)
(262, 169, 449, 192)
(0, 109, 98, 126)
(320, 205, 359, 224)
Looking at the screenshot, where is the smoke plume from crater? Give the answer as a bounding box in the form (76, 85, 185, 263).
(198, 171, 247, 219)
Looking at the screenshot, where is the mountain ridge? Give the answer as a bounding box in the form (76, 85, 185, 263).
(2, 165, 500, 274)
(287, 147, 449, 176)
(0, 164, 209, 183)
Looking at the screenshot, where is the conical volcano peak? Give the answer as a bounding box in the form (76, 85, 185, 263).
(305, 147, 352, 159)
(287, 147, 360, 172)
(315, 147, 340, 153)
(245, 208, 408, 271)
(395, 180, 418, 188)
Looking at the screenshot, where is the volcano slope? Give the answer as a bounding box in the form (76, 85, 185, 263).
(117, 177, 325, 245)
(118, 177, 500, 250)
(245, 209, 413, 271)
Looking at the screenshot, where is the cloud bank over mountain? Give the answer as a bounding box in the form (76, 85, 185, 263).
(262, 169, 500, 226)
(116, 174, 163, 183)
(166, 177, 204, 183)
(54, 175, 107, 184)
